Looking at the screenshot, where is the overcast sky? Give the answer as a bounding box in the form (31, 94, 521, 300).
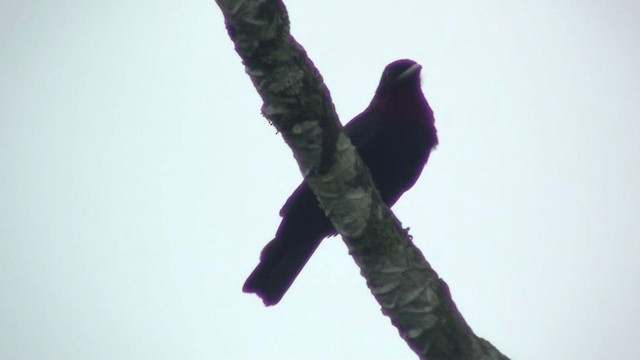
(2, 1, 639, 359)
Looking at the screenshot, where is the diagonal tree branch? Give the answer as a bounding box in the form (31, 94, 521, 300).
(214, 1, 509, 359)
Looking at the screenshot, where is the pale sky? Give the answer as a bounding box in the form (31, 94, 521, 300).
(2, 1, 639, 359)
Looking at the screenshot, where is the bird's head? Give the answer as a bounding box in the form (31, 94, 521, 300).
(375, 59, 422, 95)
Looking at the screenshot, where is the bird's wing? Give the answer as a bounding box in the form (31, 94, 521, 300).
(279, 181, 313, 217)
(344, 108, 386, 149)
(278, 108, 384, 218)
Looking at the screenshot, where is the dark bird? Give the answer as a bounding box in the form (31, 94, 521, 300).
(243, 59, 439, 305)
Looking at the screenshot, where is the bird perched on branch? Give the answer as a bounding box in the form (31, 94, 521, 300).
(243, 59, 439, 306)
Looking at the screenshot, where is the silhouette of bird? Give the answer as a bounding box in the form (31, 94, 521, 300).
(243, 59, 439, 305)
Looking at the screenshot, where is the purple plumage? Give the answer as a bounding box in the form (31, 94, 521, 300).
(243, 59, 438, 305)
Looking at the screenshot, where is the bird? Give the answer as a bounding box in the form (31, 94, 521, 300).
(243, 59, 439, 306)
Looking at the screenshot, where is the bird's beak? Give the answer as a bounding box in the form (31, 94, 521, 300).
(398, 63, 422, 80)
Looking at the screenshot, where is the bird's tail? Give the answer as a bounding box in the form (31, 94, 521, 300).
(243, 233, 324, 306)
